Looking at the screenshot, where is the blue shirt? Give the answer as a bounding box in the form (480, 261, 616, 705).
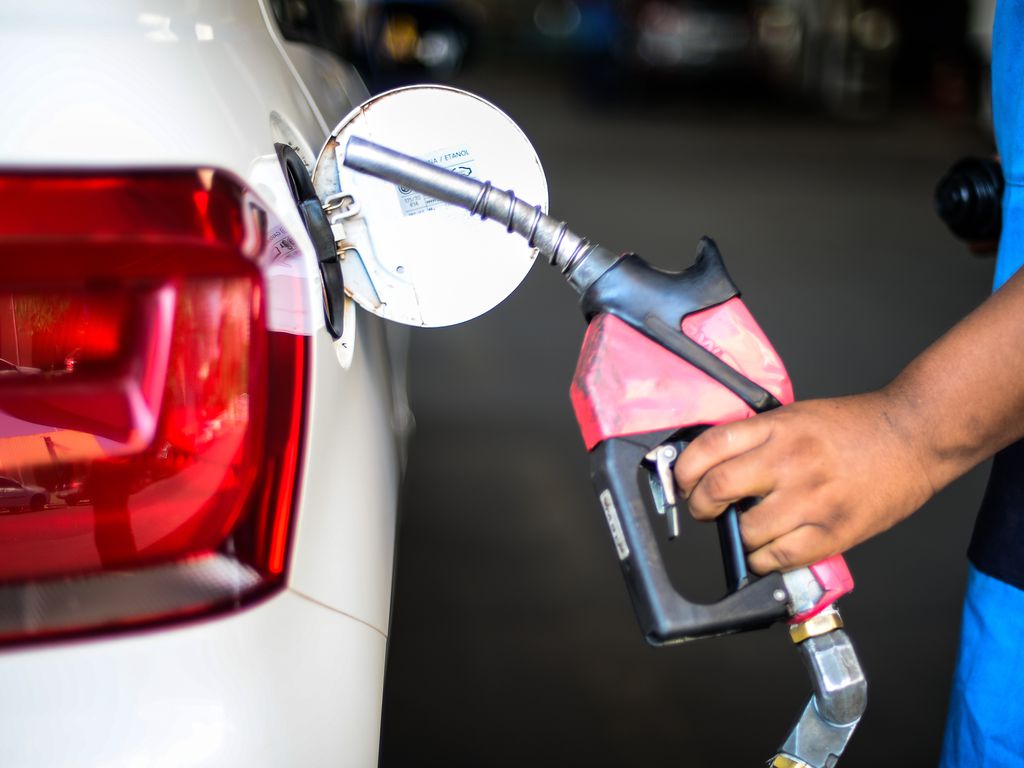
(968, 0, 1024, 592)
(993, 0, 1024, 289)
(941, 8, 1024, 765)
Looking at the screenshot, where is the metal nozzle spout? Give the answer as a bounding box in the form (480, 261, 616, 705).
(774, 611, 867, 768)
(342, 136, 620, 294)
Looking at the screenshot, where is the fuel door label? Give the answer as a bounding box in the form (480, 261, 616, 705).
(397, 146, 476, 217)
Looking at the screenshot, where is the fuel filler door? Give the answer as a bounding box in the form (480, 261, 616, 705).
(311, 84, 549, 329)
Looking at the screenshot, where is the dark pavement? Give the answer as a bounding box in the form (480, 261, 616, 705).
(379, 62, 994, 767)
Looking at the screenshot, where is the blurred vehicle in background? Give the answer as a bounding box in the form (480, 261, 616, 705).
(528, 0, 622, 55)
(623, 0, 760, 75)
(518, 0, 899, 118)
(54, 479, 90, 507)
(0, 476, 47, 512)
(521, 0, 758, 80)
(0, 357, 41, 376)
(342, 0, 483, 86)
(759, 0, 900, 119)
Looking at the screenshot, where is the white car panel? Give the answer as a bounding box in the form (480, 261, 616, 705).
(0, 2, 320, 173)
(291, 323, 401, 634)
(275, 34, 372, 129)
(0, 0, 403, 763)
(1, 591, 386, 767)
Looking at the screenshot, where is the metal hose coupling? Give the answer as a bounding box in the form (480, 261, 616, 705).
(771, 606, 867, 768)
(342, 136, 621, 295)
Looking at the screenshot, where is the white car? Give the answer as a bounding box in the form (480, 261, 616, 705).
(0, 1, 412, 764)
(0, 476, 48, 512)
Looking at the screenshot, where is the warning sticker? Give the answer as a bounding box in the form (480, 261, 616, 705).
(266, 225, 300, 265)
(397, 146, 476, 217)
(262, 224, 315, 336)
(600, 490, 630, 560)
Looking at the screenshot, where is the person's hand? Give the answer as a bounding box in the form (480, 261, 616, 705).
(673, 393, 937, 574)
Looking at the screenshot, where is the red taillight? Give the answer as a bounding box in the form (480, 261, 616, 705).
(0, 169, 307, 644)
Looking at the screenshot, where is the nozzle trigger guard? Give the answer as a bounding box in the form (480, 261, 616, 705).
(591, 428, 789, 644)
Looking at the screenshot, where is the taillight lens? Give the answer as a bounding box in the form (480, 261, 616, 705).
(0, 170, 307, 644)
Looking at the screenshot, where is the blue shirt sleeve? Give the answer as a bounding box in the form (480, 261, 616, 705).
(992, 0, 1024, 289)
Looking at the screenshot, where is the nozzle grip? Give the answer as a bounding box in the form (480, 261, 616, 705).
(580, 239, 782, 414)
(590, 433, 789, 644)
(718, 503, 751, 592)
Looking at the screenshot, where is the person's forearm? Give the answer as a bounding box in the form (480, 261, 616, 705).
(884, 266, 1024, 493)
(673, 265, 1024, 573)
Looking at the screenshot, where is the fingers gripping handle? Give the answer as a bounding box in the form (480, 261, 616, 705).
(595, 432, 864, 766)
(592, 434, 854, 643)
(590, 435, 790, 643)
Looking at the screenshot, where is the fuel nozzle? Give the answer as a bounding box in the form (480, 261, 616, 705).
(342, 136, 621, 294)
(344, 133, 865, 768)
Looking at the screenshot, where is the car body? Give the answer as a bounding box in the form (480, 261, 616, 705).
(0, 1, 409, 764)
(0, 476, 48, 512)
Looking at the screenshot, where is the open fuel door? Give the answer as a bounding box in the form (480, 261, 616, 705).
(311, 85, 549, 328)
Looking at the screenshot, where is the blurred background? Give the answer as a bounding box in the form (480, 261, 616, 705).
(279, 0, 1000, 765)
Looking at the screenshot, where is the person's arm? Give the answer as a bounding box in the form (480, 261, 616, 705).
(673, 267, 1024, 574)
